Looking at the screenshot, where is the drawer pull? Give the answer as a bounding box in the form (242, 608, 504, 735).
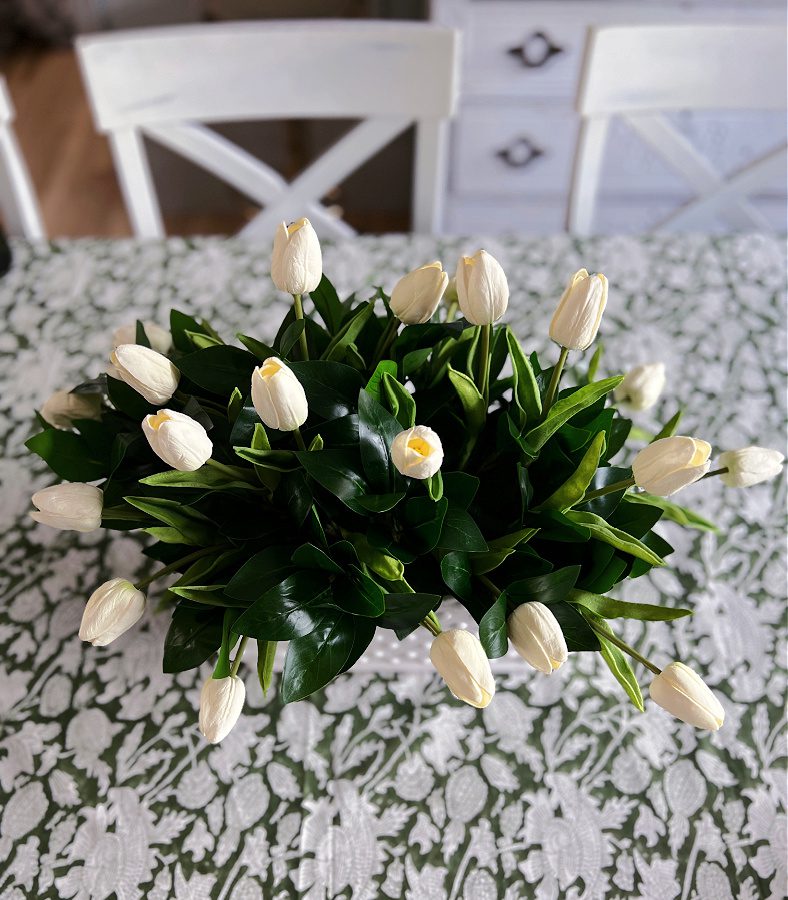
(508, 31, 564, 68)
(496, 137, 545, 169)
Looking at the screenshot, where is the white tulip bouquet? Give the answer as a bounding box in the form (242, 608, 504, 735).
(27, 219, 784, 744)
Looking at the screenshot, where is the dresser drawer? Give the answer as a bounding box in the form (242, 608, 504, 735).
(443, 195, 567, 234)
(451, 106, 578, 197)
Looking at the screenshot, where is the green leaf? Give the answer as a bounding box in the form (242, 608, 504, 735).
(281, 614, 375, 703)
(447, 365, 486, 436)
(352, 492, 406, 513)
(185, 330, 223, 349)
(232, 571, 334, 641)
(295, 449, 368, 511)
(377, 592, 441, 639)
(507, 565, 581, 606)
(566, 510, 666, 567)
(488, 527, 539, 551)
(225, 546, 294, 603)
(323, 301, 374, 362)
(176, 346, 258, 396)
(381, 372, 416, 429)
(440, 551, 474, 603)
(25, 429, 110, 481)
(584, 612, 644, 710)
(623, 492, 719, 533)
(168, 585, 236, 607)
(163, 603, 225, 673)
(569, 589, 692, 621)
(427, 470, 443, 501)
(257, 640, 277, 696)
(171, 309, 210, 352)
(124, 496, 214, 545)
(308, 434, 324, 452)
(522, 376, 623, 456)
(652, 409, 683, 442)
(439, 506, 488, 552)
(349, 533, 404, 581)
(479, 592, 508, 658)
(140, 465, 253, 490)
(403, 348, 432, 376)
(358, 388, 403, 492)
(279, 319, 306, 358)
(469, 549, 514, 575)
(550, 601, 600, 651)
(538, 431, 606, 511)
(227, 387, 243, 422)
(234, 447, 298, 471)
(332, 567, 386, 617)
(506, 328, 542, 422)
(309, 274, 344, 334)
(288, 361, 364, 419)
(291, 542, 344, 575)
(442, 472, 479, 509)
(586, 345, 603, 383)
(236, 333, 277, 361)
(365, 360, 398, 404)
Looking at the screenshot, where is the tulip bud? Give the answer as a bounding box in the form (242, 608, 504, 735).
(251, 357, 308, 431)
(507, 602, 568, 674)
(30, 482, 103, 532)
(455, 250, 509, 325)
(40, 390, 102, 429)
(79, 578, 145, 646)
(390, 261, 448, 324)
(112, 320, 173, 356)
(271, 218, 322, 295)
(632, 435, 711, 496)
(649, 662, 724, 730)
(391, 425, 443, 480)
(142, 409, 213, 472)
(614, 362, 666, 412)
(718, 446, 785, 488)
(430, 629, 495, 708)
(109, 344, 180, 405)
(199, 675, 246, 743)
(549, 268, 608, 350)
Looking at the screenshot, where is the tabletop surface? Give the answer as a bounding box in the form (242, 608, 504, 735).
(0, 234, 785, 900)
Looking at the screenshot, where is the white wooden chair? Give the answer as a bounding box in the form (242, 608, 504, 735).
(76, 21, 459, 239)
(568, 25, 787, 234)
(0, 77, 45, 239)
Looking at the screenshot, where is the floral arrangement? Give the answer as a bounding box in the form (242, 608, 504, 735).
(26, 218, 784, 744)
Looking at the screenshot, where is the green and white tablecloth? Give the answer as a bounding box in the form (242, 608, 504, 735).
(0, 234, 785, 900)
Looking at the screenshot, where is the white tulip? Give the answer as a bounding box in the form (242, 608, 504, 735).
(109, 344, 180, 405)
(251, 357, 308, 431)
(30, 482, 103, 532)
(614, 362, 666, 412)
(649, 661, 725, 731)
(271, 217, 322, 294)
(199, 675, 246, 743)
(718, 446, 785, 488)
(41, 390, 102, 429)
(112, 320, 172, 355)
(632, 435, 711, 496)
(391, 425, 443, 480)
(142, 409, 213, 472)
(507, 602, 568, 674)
(390, 261, 449, 324)
(549, 268, 608, 351)
(455, 250, 509, 325)
(430, 629, 495, 708)
(79, 578, 145, 646)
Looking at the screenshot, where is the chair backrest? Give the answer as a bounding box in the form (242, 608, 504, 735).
(568, 24, 787, 234)
(0, 77, 46, 240)
(76, 21, 459, 239)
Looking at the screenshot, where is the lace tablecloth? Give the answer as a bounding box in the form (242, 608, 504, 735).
(0, 234, 785, 900)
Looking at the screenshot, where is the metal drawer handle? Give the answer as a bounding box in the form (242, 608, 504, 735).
(508, 31, 564, 68)
(496, 137, 545, 169)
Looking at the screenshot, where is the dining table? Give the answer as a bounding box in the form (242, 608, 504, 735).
(0, 232, 785, 900)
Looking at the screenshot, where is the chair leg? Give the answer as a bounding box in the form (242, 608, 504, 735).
(567, 116, 610, 236)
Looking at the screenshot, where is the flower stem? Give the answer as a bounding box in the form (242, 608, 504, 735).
(135, 546, 220, 590)
(543, 346, 569, 416)
(373, 317, 399, 363)
(587, 619, 662, 674)
(580, 477, 636, 503)
(293, 427, 307, 451)
(702, 467, 729, 480)
(478, 574, 501, 598)
(421, 616, 440, 637)
(477, 323, 492, 407)
(293, 293, 309, 360)
(445, 299, 459, 322)
(230, 635, 249, 677)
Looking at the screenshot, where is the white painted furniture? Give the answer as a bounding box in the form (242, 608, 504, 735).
(0, 77, 45, 240)
(569, 25, 788, 234)
(432, 0, 786, 235)
(76, 21, 459, 239)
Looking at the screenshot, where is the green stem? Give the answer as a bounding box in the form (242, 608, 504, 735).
(543, 346, 569, 417)
(445, 299, 459, 323)
(580, 477, 636, 504)
(587, 620, 662, 675)
(373, 317, 399, 363)
(230, 635, 249, 677)
(477, 323, 492, 407)
(293, 427, 307, 451)
(293, 293, 309, 360)
(427, 610, 442, 633)
(421, 616, 440, 637)
(135, 546, 219, 590)
(478, 574, 501, 597)
(702, 467, 729, 480)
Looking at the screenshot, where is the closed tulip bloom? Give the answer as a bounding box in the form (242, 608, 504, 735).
(718, 446, 785, 488)
(632, 435, 711, 496)
(271, 218, 322, 294)
(549, 268, 608, 350)
(390, 261, 449, 324)
(112, 321, 173, 355)
(142, 409, 213, 471)
(430, 629, 495, 708)
(455, 250, 509, 325)
(41, 390, 102, 429)
(199, 675, 246, 743)
(109, 344, 180, 405)
(391, 425, 443, 479)
(508, 602, 568, 674)
(30, 482, 103, 532)
(251, 357, 308, 431)
(649, 662, 725, 730)
(79, 578, 145, 646)
(614, 362, 666, 412)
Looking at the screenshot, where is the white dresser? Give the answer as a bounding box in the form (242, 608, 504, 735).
(431, 0, 787, 234)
